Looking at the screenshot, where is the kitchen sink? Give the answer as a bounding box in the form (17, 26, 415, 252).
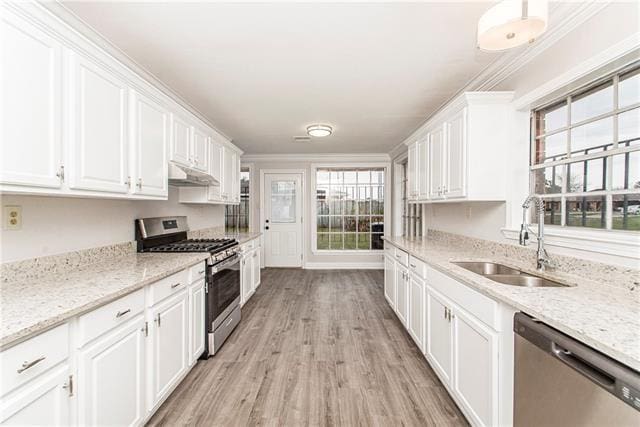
(451, 261, 522, 276)
(484, 274, 567, 288)
(452, 261, 570, 288)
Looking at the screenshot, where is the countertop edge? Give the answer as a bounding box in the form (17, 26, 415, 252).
(0, 255, 209, 351)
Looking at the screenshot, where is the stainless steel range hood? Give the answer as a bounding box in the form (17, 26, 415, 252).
(168, 162, 219, 187)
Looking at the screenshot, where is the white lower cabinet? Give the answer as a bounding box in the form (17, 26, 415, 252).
(408, 273, 425, 352)
(0, 262, 208, 427)
(384, 255, 396, 309)
(240, 240, 262, 306)
(241, 252, 253, 304)
(251, 250, 261, 290)
(395, 264, 408, 326)
(384, 242, 514, 427)
(0, 364, 71, 426)
(77, 315, 146, 427)
(452, 307, 498, 427)
(426, 287, 453, 384)
(188, 280, 206, 365)
(148, 291, 188, 409)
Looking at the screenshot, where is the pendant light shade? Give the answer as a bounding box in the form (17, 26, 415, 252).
(477, 0, 548, 51)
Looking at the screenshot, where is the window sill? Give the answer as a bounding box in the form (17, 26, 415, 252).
(311, 249, 384, 256)
(501, 226, 640, 260)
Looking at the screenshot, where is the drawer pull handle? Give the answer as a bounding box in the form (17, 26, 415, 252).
(198, 270, 205, 275)
(171, 282, 182, 289)
(116, 309, 131, 318)
(410, 263, 416, 268)
(17, 356, 46, 374)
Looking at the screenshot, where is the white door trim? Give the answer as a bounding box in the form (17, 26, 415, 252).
(259, 169, 306, 267)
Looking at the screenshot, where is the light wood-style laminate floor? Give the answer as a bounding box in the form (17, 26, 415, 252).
(148, 268, 468, 427)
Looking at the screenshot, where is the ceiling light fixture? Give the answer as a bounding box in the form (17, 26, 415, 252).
(477, 0, 548, 52)
(306, 124, 333, 138)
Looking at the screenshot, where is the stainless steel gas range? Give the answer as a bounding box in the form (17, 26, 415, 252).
(136, 216, 241, 357)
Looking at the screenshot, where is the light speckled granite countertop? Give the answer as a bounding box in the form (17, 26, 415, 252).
(0, 252, 209, 350)
(383, 236, 640, 371)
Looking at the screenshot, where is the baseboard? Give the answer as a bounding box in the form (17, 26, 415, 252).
(303, 262, 384, 270)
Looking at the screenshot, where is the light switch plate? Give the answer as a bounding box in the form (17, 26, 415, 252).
(4, 205, 22, 230)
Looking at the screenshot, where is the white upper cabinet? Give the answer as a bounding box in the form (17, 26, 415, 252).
(130, 90, 169, 197)
(406, 92, 513, 203)
(170, 114, 192, 167)
(445, 108, 467, 199)
(428, 125, 445, 200)
(1, 2, 242, 200)
(1, 9, 63, 189)
(67, 52, 129, 194)
(221, 146, 234, 201)
(191, 126, 209, 173)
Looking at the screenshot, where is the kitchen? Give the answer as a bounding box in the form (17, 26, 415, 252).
(1, 1, 639, 426)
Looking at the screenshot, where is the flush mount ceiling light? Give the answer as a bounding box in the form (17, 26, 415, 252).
(477, 0, 548, 52)
(306, 124, 333, 138)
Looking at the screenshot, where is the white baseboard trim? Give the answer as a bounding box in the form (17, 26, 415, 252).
(304, 262, 384, 270)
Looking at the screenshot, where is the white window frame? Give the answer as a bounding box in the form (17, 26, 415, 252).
(530, 63, 639, 232)
(310, 162, 390, 255)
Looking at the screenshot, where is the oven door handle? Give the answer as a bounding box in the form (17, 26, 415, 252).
(212, 254, 240, 272)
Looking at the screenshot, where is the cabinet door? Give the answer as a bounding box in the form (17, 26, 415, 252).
(149, 291, 188, 408)
(221, 146, 232, 200)
(445, 108, 467, 198)
(241, 254, 253, 305)
(384, 255, 396, 309)
(1, 10, 63, 189)
(68, 52, 129, 194)
(408, 274, 425, 352)
(235, 154, 242, 203)
(417, 138, 429, 200)
(407, 142, 418, 200)
(452, 308, 498, 427)
(191, 126, 209, 173)
(77, 316, 145, 427)
(130, 90, 168, 197)
(209, 140, 223, 183)
(252, 249, 261, 289)
(189, 281, 206, 365)
(170, 114, 191, 167)
(395, 265, 408, 326)
(428, 126, 445, 199)
(0, 364, 71, 425)
(426, 288, 452, 384)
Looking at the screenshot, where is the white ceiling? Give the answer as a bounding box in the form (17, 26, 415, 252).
(63, 1, 505, 154)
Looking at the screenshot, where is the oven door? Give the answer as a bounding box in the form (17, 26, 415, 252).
(207, 254, 240, 331)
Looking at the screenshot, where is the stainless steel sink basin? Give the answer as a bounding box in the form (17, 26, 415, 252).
(452, 261, 570, 288)
(451, 261, 522, 276)
(484, 274, 567, 288)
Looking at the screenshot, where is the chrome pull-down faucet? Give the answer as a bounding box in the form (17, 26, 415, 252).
(520, 195, 555, 271)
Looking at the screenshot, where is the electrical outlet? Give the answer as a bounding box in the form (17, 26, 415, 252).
(4, 206, 22, 230)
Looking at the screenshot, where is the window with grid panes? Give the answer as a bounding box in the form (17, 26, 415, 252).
(225, 168, 250, 233)
(531, 63, 640, 231)
(316, 168, 385, 250)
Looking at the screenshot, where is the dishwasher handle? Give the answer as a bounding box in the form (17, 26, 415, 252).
(514, 312, 640, 412)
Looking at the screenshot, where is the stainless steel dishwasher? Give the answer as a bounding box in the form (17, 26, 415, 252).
(514, 313, 640, 426)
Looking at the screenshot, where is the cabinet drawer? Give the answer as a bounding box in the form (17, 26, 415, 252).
(240, 239, 255, 252)
(408, 256, 426, 278)
(427, 266, 499, 330)
(148, 269, 189, 306)
(189, 262, 206, 284)
(394, 248, 409, 266)
(0, 323, 69, 397)
(384, 243, 394, 256)
(77, 289, 145, 347)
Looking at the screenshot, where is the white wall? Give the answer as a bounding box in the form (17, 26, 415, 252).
(0, 187, 225, 263)
(405, 2, 640, 267)
(245, 158, 389, 268)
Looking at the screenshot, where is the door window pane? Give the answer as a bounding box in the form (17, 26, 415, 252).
(271, 180, 296, 223)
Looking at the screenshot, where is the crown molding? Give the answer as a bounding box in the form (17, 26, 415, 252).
(389, 0, 612, 155)
(37, 1, 233, 143)
(242, 153, 391, 163)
